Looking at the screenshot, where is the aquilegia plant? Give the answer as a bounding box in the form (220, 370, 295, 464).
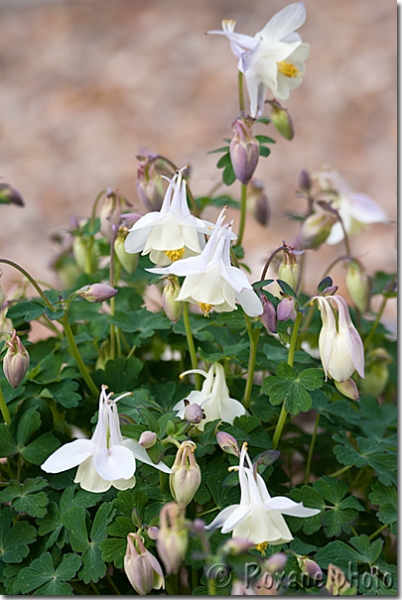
(0, 2, 396, 596)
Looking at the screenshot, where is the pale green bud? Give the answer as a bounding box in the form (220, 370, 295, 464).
(162, 277, 183, 323)
(297, 210, 337, 249)
(169, 441, 201, 507)
(124, 533, 165, 595)
(335, 378, 359, 401)
(360, 348, 391, 397)
(73, 236, 98, 274)
(115, 228, 139, 274)
(278, 252, 299, 291)
(346, 262, 371, 313)
(268, 100, 294, 140)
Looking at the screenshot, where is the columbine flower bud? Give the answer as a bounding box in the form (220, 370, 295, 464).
(162, 277, 183, 323)
(325, 564, 351, 595)
(268, 100, 294, 140)
(138, 431, 157, 449)
(115, 228, 139, 274)
(100, 191, 132, 242)
(265, 552, 288, 574)
(0, 182, 24, 207)
(335, 378, 359, 401)
(73, 236, 99, 274)
(298, 557, 323, 580)
(183, 401, 205, 424)
(124, 533, 165, 595)
(278, 252, 299, 291)
(216, 431, 240, 456)
(136, 153, 169, 212)
(229, 119, 259, 185)
(248, 179, 270, 226)
(147, 526, 159, 541)
(78, 283, 118, 303)
(121, 212, 142, 227)
(3, 330, 30, 389)
(296, 210, 338, 250)
(298, 169, 311, 192)
(231, 580, 256, 595)
(360, 348, 391, 397)
(156, 502, 188, 575)
(260, 295, 277, 333)
(346, 261, 371, 313)
(169, 441, 201, 507)
(277, 297, 297, 322)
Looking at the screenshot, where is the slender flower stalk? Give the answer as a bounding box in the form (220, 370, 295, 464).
(0, 384, 11, 426)
(304, 413, 320, 484)
(236, 183, 248, 248)
(0, 259, 55, 312)
(60, 312, 99, 397)
(182, 303, 201, 391)
(242, 313, 260, 410)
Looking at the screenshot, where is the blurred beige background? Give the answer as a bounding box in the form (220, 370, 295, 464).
(0, 0, 397, 326)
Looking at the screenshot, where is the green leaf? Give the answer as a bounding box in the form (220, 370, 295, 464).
(6, 300, 45, 323)
(0, 477, 48, 518)
(259, 145, 271, 157)
(368, 483, 397, 526)
(222, 163, 236, 186)
(216, 152, 231, 168)
(108, 308, 171, 343)
(0, 506, 37, 563)
(21, 432, 61, 465)
(0, 424, 18, 457)
(16, 407, 41, 446)
(348, 535, 383, 565)
(261, 363, 323, 415)
(46, 380, 82, 408)
(11, 552, 81, 595)
(255, 135, 276, 144)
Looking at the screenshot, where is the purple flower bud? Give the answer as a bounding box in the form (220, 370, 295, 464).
(124, 533, 165, 595)
(277, 297, 297, 322)
(260, 295, 277, 333)
(147, 526, 159, 541)
(248, 179, 270, 227)
(136, 154, 166, 212)
(229, 120, 259, 185)
(139, 431, 157, 448)
(265, 552, 288, 574)
(298, 169, 311, 192)
(3, 330, 30, 389)
(184, 402, 205, 424)
(298, 557, 323, 580)
(321, 285, 339, 296)
(216, 431, 240, 457)
(120, 212, 142, 227)
(157, 503, 188, 575)
(0, 183, 24, 207)
(78, 283, 118, 302)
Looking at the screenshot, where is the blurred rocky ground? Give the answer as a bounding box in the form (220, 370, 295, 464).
(0, 0, 396, 331)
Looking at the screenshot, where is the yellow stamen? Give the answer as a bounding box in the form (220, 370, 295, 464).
(198, 302, 213, 316)
(256, 542, 268, 555)
(277, 61, 299, 78)
(165, 247, 185, 261)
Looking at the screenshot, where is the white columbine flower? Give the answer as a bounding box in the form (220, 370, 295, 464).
(124, 167, 213, 265)
(312, 167, 387, 245)
(41, 386, 171, 493)
(312, 295, 364, 383)
(208, 2, 310, 117)
(147, 212, 263, 317)
(175, 363, 246, 430)
(206, 443, 320, 548)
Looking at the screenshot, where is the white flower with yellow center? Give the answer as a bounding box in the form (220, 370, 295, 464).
(124, 167, 213, 265)
(41, 386, 171, 493)
(208, 2, 309, 117)
(312, 167, 388, 245)
(175, 363, 246, 430)
(206, 443, 320, 547)
(312, 295, 365, 383)
(147, 212, 263, 317)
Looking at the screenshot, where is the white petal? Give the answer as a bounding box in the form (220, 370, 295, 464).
(205, 505, 240, 530)
(235, 288, 263, 317)
(112, 476, 137, 490)
(94, 445, 136, 481)
(122, 438, 172, 473)
(244, 70, 265, 118)
(124, 225, 153, 254)
(74, 457, 112, 493)
(219, 398, 246, 424)
(265, 497, 320, 517)
(326, 221, 345, 245)
(41, 439, 95, 473)
(348, 193, 387, 224)
(260, 2, 306, 41)
(221, 505, 251, 533)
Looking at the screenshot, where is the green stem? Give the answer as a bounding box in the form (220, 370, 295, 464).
(329, 464, 353, 478)
(182, 303, 201, 390)
(90, 188, 108, 231)
(363, 294, 390, 351)
(304, 413, 320, 484)
(260, 245, 289, 281)
(243, 314, 260, 410)
(106, 573, 121, 595)
(197, 506, 220, 518)
(271, 311, 303, 449)
(368, 523, 389, 541)
(0, 384, 11, 426)
(235, 183, 247, 248)
(208, 576, 217, 596)
(238, 70, 245, 113)
(60, 313, 99, 397)
(0, 259, 55, 311)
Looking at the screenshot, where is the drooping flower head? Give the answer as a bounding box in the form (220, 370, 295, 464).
(208, 2, 310, 117)
(312, 294, 364, 383)
(311, 166, 387, 245)
(124, 167, 213, 265)
(41, 385, 171, 493)
(175, 363, 246, 430)
(206, 443, 320, 548)
(147, 210, 263, 317)
(124, 533, 165, 595)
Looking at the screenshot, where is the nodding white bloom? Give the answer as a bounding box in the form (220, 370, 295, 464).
(312, 295, 364, 383)
(124, 167, 212, 265)
(312, 167, 387, 245)
(147, 212, 263, 317)
(175, 363, 246, 430)
(208, 2, 309, 117)
(206, 443, 320, 547)
(41, 386, 171, 493)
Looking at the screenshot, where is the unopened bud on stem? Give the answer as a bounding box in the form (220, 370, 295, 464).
(216, 431, 240, 456)
(248, 179, 270, 226)
(277, 297, 297, 322)
(3, 330, 30, 388)
(229, 119, 259, 185)
(78, 283, 118, 302)
(278, 252, 300, 291)
(138, 431, 157, 449)
(162, 277, 183, 323)
(156, 502, 188, 575)
(260, 295, 277, 333)
(170, 440, 201, 507)
(346, 261, 371, 313)
(268, 100, 294, 140)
